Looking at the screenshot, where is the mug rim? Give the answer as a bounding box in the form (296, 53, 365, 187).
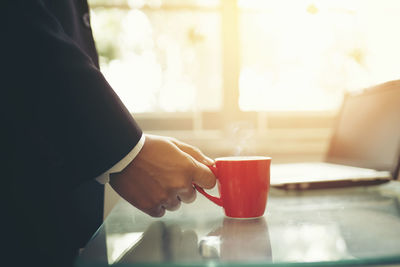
(215, 156, 271, 162)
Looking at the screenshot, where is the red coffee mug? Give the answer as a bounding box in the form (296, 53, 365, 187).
(195, 156, 271, 218)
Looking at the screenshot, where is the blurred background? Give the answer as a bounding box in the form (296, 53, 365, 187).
(88, 0, 400, 162)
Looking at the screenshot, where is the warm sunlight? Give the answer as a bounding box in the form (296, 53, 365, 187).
(239, 0, 400, 111)
(90, 0, 400, 112)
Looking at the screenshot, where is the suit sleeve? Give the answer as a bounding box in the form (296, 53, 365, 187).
(4, 1, 142, 185)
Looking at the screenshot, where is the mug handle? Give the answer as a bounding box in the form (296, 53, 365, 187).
(193, 165, 222, 207)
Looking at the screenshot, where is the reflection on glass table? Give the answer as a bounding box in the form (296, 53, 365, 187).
(77, 182, 400, 266)
(116, 217, 271, 263)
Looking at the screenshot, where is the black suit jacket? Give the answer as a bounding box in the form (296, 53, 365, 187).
(2, 0, 142, 266)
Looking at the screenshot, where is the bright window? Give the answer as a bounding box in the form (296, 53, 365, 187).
(89, 0, 400, 114)
(239, 0, 400, 111)
(90, 0, 222, 113)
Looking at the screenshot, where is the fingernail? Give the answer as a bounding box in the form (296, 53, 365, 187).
(203, 157, 214, 166)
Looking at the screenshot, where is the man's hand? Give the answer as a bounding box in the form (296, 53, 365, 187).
(110, 134, 216, 217)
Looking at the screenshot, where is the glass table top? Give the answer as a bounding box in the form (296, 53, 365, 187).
(77, 181, 400, 266)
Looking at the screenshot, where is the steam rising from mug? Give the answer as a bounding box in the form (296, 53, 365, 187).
(227, 122, 256, 156)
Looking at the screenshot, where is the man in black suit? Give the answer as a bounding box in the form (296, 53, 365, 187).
(2, 1, 215, 266)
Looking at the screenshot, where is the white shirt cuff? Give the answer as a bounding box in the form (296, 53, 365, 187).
(95, 134, 146, 184)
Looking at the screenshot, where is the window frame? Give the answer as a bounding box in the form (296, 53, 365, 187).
(89, 0, 337, 159)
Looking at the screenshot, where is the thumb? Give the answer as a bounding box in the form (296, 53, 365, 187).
(190, 158, 216, 189)
(169, 138, 214, 166)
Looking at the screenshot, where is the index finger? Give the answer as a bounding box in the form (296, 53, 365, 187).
(189, 157, 216, 189)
